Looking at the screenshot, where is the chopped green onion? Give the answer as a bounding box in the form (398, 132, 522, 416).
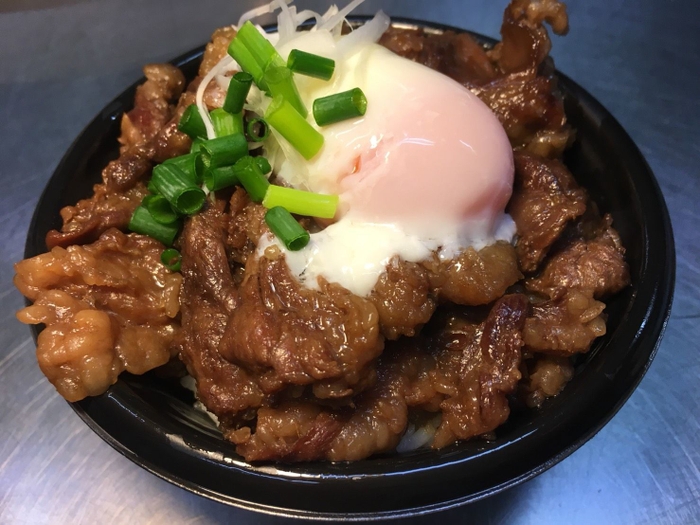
(264, 66, 307, 118)
(265, 206, 310, 251)
(160, 248, 182, 272)
(190, 137, 206, 154)
(204, 165, 238, 192)
(151, 163, 206, 215)
(163, 153, 199, 183)
(211, 108, 243, 137)
(233, 156, 269, 203)
(200, 133, 248, 169)
(128, 206, 181, 246)
(142, 194, 179, 224)
(228, 40, 267, 90)
(262, 186, 338, 219)
(265, 97, 324, 160)
(287, 49, 335, 81)
(228, 21, 284, 90)
(223, 72, 253, 114)
(246, 117, 270, 142)
(313, 88, 368, 126)
(179, 104, 207, 139)
(255, 156, 272, 175)
(147, 179, 159, 195)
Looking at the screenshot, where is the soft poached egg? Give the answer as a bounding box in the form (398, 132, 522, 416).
(255, 23, 515, 297)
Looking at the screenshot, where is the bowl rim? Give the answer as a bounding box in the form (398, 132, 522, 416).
(24, 16, 675, 520)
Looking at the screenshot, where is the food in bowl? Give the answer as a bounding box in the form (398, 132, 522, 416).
(14, 0, 630, 462)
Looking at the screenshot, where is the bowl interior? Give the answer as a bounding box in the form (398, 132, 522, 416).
(25, 19, 674, 520)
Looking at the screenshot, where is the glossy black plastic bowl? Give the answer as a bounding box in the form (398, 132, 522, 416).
(25, 18, 674, 520)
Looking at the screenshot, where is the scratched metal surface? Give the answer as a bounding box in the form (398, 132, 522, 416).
(0, 0, 697, 523)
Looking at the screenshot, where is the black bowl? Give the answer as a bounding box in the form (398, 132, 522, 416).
(25, 18, 674, 520)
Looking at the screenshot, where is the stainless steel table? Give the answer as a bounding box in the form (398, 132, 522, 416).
(1, 1, 697, 523)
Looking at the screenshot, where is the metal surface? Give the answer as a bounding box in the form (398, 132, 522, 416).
(0, 0, 697, 523)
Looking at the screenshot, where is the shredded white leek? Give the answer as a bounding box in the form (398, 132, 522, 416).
(195, 55, 235, 139)
(237, 0, 293, 29)
(294, 9, 322, 28)
(335, 10, 390, 58)
(318, 0, 365, 32)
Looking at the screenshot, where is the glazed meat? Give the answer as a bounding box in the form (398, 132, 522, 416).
(234, 295, 528, 462)
(14, 0, 632, 463)
(508, 151, 587, 272)
(15, 230, 181, 401)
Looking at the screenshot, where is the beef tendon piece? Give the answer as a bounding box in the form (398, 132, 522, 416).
(370, 257, 436, 340)
(219, 248, 384, 388)
(234, 403, 343, 463)
(15, 230, 182, 401)
(519, 355, 574, 408)
(425, 242, 522, 306)
(199, 26, 237, 76)
(508, 151, 587, 272)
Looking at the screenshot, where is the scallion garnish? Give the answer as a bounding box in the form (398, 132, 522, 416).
(264, 66, 307, 118)
(151, 163, 206, 215)
(223, 72, 253, 114)
(228, 21, 283, 90)
(142, 195, 179, 225)
(313, 88, 367, 126)
(210, 108, 244, 138)
(178, 104, 207, 139)
(265, 97, 324, 160)
(265, 206, 310, 251)
(233, 156, 270, 203)
(147, 179, 159, 195)
(246, 117, 270, 142)
(262, 186, 338, 219)
(203, 165, 238, 192)
(190, 137, 205, 154)
(255, 156, 272, 175)
(160, 248, 182, 272)
(163, 152, 200, 183)
(128, 206, 181, 246)
(228, 41, 267, 90)
(200, 133, 248, 169)
(287, 49, 335, 81)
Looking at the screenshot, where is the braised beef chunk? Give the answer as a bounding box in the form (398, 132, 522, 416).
(219, 250, 383, 388)
(15, 0, 633, 462)
(46, 63, 189, 249)
(15, 230, 182, 401)
(234, 295, 528, 462)
(118, 64, 185, 153)
(523, 288, 607, 355)
(431, 294, 528, 447)
(508, 151, 587, 272)
(526, 214, 630, 298)
(45, 182, 149, 249)
(178, 204, 268, 418)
